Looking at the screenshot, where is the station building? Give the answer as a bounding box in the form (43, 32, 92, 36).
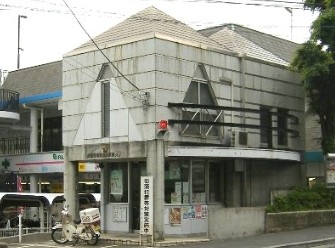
(61, 6, 306, 239)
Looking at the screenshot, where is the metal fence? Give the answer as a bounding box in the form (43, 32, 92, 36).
(0, 89, 19, 113)
(0, 137, 30, 155)
(0, 227, 50, 238)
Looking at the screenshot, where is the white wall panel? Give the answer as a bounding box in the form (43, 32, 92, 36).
(62, 84, 82, 101)
(62, 99, 80, 116)
(110, 109, 129, 137)
(83, 112, 101, 140)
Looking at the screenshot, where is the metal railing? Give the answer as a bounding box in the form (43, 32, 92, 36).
(0, 137, 29, 155)
(0, 89, 19, 113)
(0, 227, 50, 238)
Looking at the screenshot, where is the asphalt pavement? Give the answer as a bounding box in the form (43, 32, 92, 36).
(96, 225, 335, 247)
(4, 225, 335, 248)
(175, 225, 335, 248)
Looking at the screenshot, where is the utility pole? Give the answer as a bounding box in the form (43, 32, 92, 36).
(17, 15, 27, 69)
(285, 7, 293, 41)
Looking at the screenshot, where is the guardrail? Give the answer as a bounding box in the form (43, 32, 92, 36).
(0, 227, 50, 238)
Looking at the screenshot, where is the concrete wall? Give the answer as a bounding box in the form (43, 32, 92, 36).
(266, 210, 335, 233)
(208, 208, 335, 240)
(248, 161, 301, 206)
(62, 37, 304, 151)
(208, 207, 265, 239)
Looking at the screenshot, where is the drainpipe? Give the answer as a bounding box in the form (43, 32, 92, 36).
(238, 53, 246, 126)
(238, 53, 248, 206)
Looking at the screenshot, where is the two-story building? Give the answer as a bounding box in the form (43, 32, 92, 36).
(0, 61, 100, 194)
(61, 6, 306, 239)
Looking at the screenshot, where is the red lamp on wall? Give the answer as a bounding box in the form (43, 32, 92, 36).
(157, 120, 168, 136)
(159, 120, 168, 130)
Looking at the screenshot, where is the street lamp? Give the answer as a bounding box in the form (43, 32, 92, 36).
(17, 15, 27, 69)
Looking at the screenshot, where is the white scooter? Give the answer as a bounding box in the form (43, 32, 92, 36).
(51, 203, 101, 246)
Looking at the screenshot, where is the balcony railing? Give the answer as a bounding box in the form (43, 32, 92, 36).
(0, 137, 29, 155)
(0, 89, 19, 113)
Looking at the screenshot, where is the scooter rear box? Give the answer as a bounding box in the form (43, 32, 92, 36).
(79, 208, 100, 223)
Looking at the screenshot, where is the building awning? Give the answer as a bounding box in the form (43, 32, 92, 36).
(167, 146, 301, 162)
(0, 193, 54, 208)
(0, 193, 101, 209)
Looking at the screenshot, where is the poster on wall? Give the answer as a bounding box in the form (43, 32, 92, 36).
(111, 170, 123, 201)
(195, 205, 202, 219)
(112, 206, 127, 222)
(201, 205, 208, 219)
(140, 176, 153, 235)
(170, 207, 181, 226)
(327, 163, 335, 184)
(169, 163, 180, 179)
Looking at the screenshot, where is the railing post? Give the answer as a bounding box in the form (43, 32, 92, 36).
(18, 213, 22, 243)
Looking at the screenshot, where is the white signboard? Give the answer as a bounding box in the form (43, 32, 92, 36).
(140, 176, 153, 235)
(0, 153, 100, 174)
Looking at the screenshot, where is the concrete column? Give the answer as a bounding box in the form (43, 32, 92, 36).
(146, 139, 164, 241)
(28, 174, 39, 221)
(29, 107, 38, 153)
(64, 147, 79, 218)
(29, 174, 38, 193)
(100, 163, 109, 232)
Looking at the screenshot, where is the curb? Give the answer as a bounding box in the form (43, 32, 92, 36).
(99, 237, 210, 247)
(265, 237, 335, 248)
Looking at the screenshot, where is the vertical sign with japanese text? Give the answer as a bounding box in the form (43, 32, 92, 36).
(140, 176, 153, 235)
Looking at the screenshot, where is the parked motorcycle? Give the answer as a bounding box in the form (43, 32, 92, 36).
(51, 203, 100, 246)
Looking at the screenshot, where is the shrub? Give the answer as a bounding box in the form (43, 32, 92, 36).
(266, 184, 335, 213)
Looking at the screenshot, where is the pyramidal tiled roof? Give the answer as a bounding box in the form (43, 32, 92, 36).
(208, 27, 289, 65)
(66, 6, 230, 56)
(199, 24, 300, 65)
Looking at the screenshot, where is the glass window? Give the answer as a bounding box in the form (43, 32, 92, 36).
(260, 107, 272, 146)
(182, 80, 219, 137)
(102, 81, 110, 137)
(200, 83, 214, 105)
(192, 161, 205, 203)
(164, 161, 190, 204)
(110, 163, 128, 203)
(181, 111, 201, 135)
(184, 82, 198, 103)
(164, 160, 224, 205)
(277, 108, 288, 146)
(209, 162, 222, 202)
(39, 116, 62, 151)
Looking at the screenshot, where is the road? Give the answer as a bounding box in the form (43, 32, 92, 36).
(7, 240, 138, 248)
(7, 240, 335, 248)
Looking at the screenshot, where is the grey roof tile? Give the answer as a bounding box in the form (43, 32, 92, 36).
(200, 24, 301, 64)
(2, 61, 62, 98)
(66, 6, 230, 56)
(209, 27, 288, 65)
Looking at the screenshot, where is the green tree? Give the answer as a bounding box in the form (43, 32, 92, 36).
(291, 0, 335, 154)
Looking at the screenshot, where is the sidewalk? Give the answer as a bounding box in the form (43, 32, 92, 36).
(99, 225, 335, 247)
(220, 225, 335, 248)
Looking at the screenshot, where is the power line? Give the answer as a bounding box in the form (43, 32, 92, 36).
(139, 0, 305, 9)
(63, 58, 144, 103)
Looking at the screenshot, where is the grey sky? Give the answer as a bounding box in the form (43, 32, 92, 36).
(0, 0, 318, 71)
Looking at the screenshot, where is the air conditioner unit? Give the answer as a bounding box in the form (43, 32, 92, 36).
(231, 130, 248, 147)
